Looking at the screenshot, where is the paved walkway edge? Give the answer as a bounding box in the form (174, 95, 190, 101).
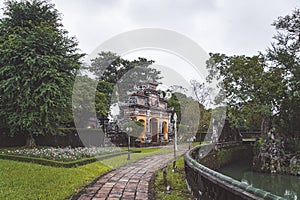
(73, 145, 188, 200)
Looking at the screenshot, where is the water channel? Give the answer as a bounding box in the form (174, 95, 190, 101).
(219, 159, 300, 200)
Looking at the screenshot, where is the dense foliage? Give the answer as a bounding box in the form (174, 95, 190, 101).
(72, 75, 112, 128)
(266, 9, 300, 136)
(89, 51, 162, 123)
(207, 54, 283, 134)
(167, 92, 211, 141)
(0, 0, 84, 144)
(207, 9, 300, 137)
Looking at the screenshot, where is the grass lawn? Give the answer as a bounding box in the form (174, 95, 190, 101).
(0, 146, 171, 199)
(103, 147, 172, 168)
(0, 159, 110, 199)
(154, 156, 194, 200)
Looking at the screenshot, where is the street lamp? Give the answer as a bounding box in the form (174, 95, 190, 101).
(173, 113, 178, 160)
(188, 136, 196, 150)
(126, 127, 132, 160)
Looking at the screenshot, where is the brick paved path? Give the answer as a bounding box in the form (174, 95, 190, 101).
(75, 145, 188, 200)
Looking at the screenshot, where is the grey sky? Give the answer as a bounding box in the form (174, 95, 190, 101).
(0, 0, 299, 94)
(45, 0, 300, 56)
(0, 0, 299, 55)
(47, 0, 299, 95)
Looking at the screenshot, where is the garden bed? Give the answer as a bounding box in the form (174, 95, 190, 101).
(1, 146, 123, 161)
(0, 146, 141, 167)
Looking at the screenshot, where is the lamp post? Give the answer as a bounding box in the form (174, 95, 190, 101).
(126, 127, 132, 160)
(173, 113, 178, 160)
(189, 136, 196, 150)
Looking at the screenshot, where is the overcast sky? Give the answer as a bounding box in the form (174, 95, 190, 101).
(44, 0, 300, 56)
(47, 0, 300, 92)
(1, 0, 299, 57)
(0, 0, 299, 94)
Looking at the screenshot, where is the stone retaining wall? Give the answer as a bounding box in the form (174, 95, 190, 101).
(185, 144, 285, 200)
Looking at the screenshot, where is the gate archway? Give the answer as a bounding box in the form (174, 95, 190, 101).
(150, 118, 158, 142)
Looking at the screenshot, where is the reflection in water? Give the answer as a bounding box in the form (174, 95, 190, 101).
(219, 159, 300, 200)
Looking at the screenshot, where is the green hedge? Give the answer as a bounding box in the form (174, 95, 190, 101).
(0, 151, 128, 168)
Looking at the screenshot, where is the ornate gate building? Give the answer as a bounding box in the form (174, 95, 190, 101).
(123, 82, 173, 143)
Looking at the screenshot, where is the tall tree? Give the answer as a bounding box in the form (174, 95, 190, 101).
(72, 76, 110, 128)
(190, 79, 213, 107)
(267, 9, 300, 136)
(89, 52, 160, 85)
(90, 51, 131, 83)
(167, 92, 211, 141)
(206, 54, 284, 135)
(115, 57, 161, 102)
(0, 0, 84, 145)
(89, 51, 162, 122)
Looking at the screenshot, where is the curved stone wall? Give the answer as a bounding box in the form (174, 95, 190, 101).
(184, 144, 285, 200)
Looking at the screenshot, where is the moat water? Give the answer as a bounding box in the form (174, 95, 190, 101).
(219, 159, 300, 200)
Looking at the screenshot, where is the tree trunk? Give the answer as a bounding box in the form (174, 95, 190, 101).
(26, 133, 36, 148)
(261, 116, 269, 136)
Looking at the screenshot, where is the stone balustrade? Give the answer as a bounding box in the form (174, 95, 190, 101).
(184, 144, 285, 200)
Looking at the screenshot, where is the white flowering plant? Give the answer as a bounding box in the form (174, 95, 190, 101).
(1, 146, 122, 162)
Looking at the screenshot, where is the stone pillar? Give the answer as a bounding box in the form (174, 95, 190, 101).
(146, 110, 151, 140)
(159, 112, 163, 142)
(168, 113, 172, 139)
